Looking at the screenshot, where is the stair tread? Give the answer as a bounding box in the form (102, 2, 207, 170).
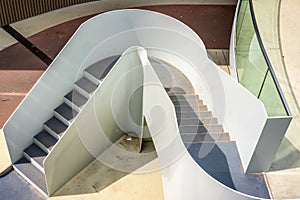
(55, 102, 78, 121)
(44, 116, 67, 136)
(185, 142, 270, 199)
(169, 94, 198, 99)
(181, 132, 230, 142)
(172, 101, 201, 106)
(65, 90, 88, 108)
(75, 77, 98, 94)
(24, 144, 47, 168)
(34, 130, 57, 151)
(175, 105, 208, 112)
(166, 87, 192, 95)
(176, 111, 212, 119)
(14, 157, 47, 194)
(179, 125, 223, 133)
(177, 118, 218, 126)
(176, 110, 211, 113)
(85, 55, 119, 80)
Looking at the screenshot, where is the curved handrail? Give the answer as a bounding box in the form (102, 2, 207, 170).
(248, 0, 291, 116)
(233, 0, 292, 116)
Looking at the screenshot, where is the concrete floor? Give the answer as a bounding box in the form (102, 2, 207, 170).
(265, 0, 300, 199)
(2, 0, 300, 199)
(50, 159, 164, 200)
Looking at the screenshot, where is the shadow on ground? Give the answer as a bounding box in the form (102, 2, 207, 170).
(270, 137, 300, 171)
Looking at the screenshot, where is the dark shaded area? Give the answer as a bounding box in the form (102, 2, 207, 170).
(187, 142, 236, 189)
(186, 142, 270, 199)
(0, 170, 45, 200)
(270, 137, 300, 171)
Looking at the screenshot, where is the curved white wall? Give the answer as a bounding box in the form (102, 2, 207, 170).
(4, 9, 270, 198)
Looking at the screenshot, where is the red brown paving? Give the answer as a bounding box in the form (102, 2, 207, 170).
(0, 5, 235, 128)
(139, 5, 235, 49)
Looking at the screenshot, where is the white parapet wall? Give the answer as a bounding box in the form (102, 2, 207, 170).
(3, 9, 207, 163)
(141, 46, 263, 199)
(44, 46, 145, 195)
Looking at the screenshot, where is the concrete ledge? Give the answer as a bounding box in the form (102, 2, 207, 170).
(11, 0, 237, 42)
(0, 129, 12, 176)
(0, 28, 17, 51)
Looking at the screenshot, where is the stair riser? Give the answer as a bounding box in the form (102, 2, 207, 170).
(74, 84, 92, 99)
(179, 125, 223, 133)
(54, 111, 71, 126)
(177, 118, 218, 126)
(43, 125, 60, 140)
(181, 133, 230, 142)
(64, 97, 81, 113)
(13, 166, 48, 197)
(176, 112, 212, 118)
(33, 138, 51, 154)
(83, 71, 101, 86)
(169, 95, 199, 100)
(171, 98, 199, 103)
(174, 104, 202, 110)
(175, 106, 208, 112)
(172, 101, 202, 106)
(23, 152, 45, 174)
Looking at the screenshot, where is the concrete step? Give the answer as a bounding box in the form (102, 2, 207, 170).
(64, 89, 88, 112)
(44, 116, 68, 140)
(84, 55, 119, 85)
(179, 125, 223, 133)
(74, 76, 98, 99)
(169, 94, 199, 100)
(175, 105, 208, 112)
(172, 99, 203, 106)
(181, 133, 230, 143)
(14, 157, 47, 196)
(165, 87, 192, 95)
(33, 130, 58, 153)
(185, 142, 270, 199)
(54, 102, 78, 125)
(176, 111, 212, 118)
(23, 144, 47, 173)
(177, 118, 218, 126)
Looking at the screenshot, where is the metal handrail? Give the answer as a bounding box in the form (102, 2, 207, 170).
(247, 0, 291, 116)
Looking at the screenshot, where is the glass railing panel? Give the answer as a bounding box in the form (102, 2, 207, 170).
(236, 0, 268, 97)
(234, 0, 290, 116)
(258, 71, 287, 116)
